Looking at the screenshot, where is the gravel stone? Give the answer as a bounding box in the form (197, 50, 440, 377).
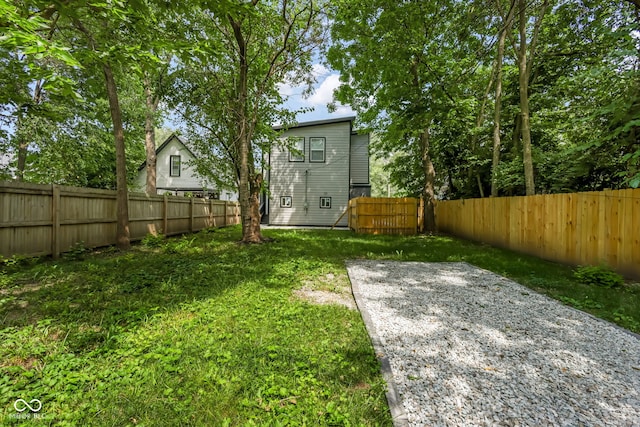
(347, 261, 640, 427)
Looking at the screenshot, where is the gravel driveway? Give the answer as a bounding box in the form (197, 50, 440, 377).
(346, 261, 640, 427)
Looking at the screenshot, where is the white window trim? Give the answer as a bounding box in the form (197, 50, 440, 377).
(288, 137, 305, 162)
(170, 155, 181, 177)
(280, 196, 292, 208)
(309, 137, 325, 163)
(320, 197, 331, 209)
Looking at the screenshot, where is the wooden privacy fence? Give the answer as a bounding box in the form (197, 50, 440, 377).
(349, 197, 423, 235)
(435, 189, 640, 279)
(0, 181, 240, 259)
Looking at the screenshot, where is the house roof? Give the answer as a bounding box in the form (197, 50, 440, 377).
(138, 134, 197, 171)
(273, 116, 356, 131)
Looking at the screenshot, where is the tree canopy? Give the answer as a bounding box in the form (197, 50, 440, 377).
(328, 0, 640, 199)
(0, 0, 638, 243)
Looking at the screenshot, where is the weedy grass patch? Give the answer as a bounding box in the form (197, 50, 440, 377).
(1, 226, 639, 426)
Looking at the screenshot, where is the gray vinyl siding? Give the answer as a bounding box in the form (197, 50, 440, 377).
(269, 121, 351, 226)
(350, 133, 369, 184)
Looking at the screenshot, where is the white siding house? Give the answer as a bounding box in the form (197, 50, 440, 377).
(265, 117, 370, 227)
(134, 134, 237, 200)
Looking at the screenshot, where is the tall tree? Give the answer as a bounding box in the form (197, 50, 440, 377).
(511, 0, 549, 195)
(73, 17, 131, 249)
(0, 1, 80, 181)
(173, 0, 325, 243)
(329, 0, 483, 230)
(65, 1, 164, 249)
(491, 0, 517, 197)
(140, 3, 178, 195)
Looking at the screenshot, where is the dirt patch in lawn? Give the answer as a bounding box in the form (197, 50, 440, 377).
(293, 272, 357, 310)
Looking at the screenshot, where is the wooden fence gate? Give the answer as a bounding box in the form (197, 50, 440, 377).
(348, 197, 423, 235)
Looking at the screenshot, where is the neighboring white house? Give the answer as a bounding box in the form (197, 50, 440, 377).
(264, 116, 370, 227)
(134, 134, 237, 200)
(0, 152, 15, 180)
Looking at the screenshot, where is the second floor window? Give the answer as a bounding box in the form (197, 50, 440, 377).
(170, 155, 181, 177)
(310, 137, 325, 162)
(289, 137, 305, 162)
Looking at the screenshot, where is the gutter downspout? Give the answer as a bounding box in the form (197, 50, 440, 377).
(304, 169, 309, 214)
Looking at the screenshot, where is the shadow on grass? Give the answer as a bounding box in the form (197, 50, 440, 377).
(2, 226, 638, 351)
(1, 225, 638, 425)
(0, 228, 313, 352)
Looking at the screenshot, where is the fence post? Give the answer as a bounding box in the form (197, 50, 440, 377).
(418, 197, 424, 233)
(163, 194, 168, 235)
(189, 197, 195, 233)
(210, 198, 215, 228)
(51, 184, 60, 259)
(223, 201, 228, 227)
(347, 199, 355, 230)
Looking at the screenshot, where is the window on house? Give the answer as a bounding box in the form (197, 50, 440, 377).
(170, 155, 181, 177)
(288, 137, 305, 162)
(309, 137, 325, 162)
(320, 197, 331, 209)
(280, 196, 292, 208)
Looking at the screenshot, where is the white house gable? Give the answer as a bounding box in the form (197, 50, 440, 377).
(134, 135, 237, 200)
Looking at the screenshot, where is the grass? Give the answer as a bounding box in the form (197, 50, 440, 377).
(1, 226, 639, 426)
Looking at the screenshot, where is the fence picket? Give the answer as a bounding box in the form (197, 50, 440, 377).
(0, 181, 240, 258)
(435, 189, 640, 279)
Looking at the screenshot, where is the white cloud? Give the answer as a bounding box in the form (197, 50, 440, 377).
(311, 63, 330, 78)
(307, 74, 341, 106)
(277, 81, 296, 97)
(333, 104, 355, 116)
(278, 64, 332, 99)
(277, 64, 356, 122)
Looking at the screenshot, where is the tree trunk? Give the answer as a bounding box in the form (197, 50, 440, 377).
(491, 5, 512, 197)
(103, 62, 130, 249)
(420, 127, 436, 233)
(471, 54, 496, 198)
(143, 73, 157, 195)
(518, 0, 535, 195)
(16, 137, 27, 181)
(512, 113, 522, 152)
(14, 80, 45, 181)
(231, 17, 263, 243)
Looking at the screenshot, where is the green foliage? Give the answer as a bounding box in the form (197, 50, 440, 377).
(141, 233, 165, 248)
(63, 241, 88, 261)
(558, 296, 605, 310)
(1, 226, 639, 425)
(329, 1, 640, 198)
(574, 265, 624, 288)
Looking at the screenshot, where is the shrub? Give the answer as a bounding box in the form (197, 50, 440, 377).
(142, 233, 165, 248)
(64, 241, 88, 260)
(574, 265, 624, 288)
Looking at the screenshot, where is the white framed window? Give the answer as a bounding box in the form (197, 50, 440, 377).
(288, 137, 305, 162)
(280, 196, 292, 208)
(309, 137, 325, 162)
(170, 155, 181, 177)
(320, 197, 331, 209)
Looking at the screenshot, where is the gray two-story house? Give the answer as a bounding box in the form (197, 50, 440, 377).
(264, 116, 370, 227)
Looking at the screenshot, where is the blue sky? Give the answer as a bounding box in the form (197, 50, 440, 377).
(277, 63, 355, 123)
(165, 63, 355, 131)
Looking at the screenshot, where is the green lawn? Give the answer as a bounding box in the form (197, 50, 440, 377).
(1, 226, 638, 426)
